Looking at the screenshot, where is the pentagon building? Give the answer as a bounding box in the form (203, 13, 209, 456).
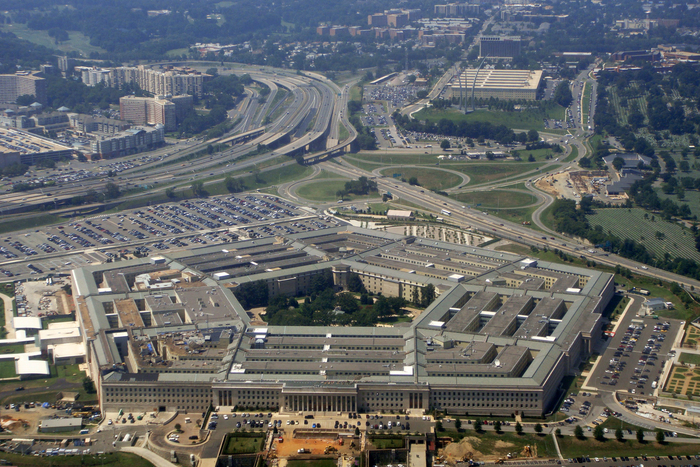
(72, 225, 613, 416)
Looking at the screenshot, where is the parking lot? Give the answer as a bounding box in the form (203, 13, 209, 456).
(0, 194, 338, 278)
(589, 297, 683, 398)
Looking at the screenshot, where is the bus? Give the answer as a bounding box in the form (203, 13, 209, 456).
(441, 209, 451, 216)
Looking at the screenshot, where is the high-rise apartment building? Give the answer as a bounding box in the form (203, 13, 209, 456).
(119, 95, 192, 132)
(479, 36, 522, 58)
(0, 72, 47, 105)
(78, 66, 210, 99)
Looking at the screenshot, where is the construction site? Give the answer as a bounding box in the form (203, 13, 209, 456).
(535, 170, 612, 201)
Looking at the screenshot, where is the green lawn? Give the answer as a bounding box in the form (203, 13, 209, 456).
(0, 343, 25, 355)
(437, 430, 559, 458)
(369, 436, 405, 449)
(313, 170, 350, 180)
(165, 48, 189, 57)
(450, 163, 545, 185)
(0, 359, 17, 378)
(0, 214, 63, 235)
(413, 105, 566, 131)
(451, 190, 538, 209)
(339, 123, 350, 141)
(679, 353, 700, 365)
(0, 363, 88, 398)
(558, 437, 700, 458)
(222, 433, 265, 454)
(482, 204, 541, 229)
(597, 416, 648, 433)
(564, 145, 579, 163)
(0, 23, 107, 57)
(511, 148, 557, 162)
(380, 167, 462, 191)
(588, 208, 700, 263)
(298, 181, 375, 202)
(0, 452, 154, 467)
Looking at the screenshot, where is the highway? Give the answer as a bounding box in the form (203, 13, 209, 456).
(0, 68, 339, 215)
(319, 158, 700, 291)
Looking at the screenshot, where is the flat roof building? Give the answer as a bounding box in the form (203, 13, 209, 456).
(0, 127, 74, 166)
(0, 72, 47, 105)
(72, 224, 614, 417)
(448, 69, 543, 101)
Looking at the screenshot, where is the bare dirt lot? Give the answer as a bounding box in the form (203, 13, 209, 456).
(275, 431, 354, 457)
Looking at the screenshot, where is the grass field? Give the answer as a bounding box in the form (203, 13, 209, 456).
(413, 105, 566, 131)
(0, 452, 154, 467)
(369, 436, 405, 449)
(339, 122, 349, 141)
(558, 437, 700, 458)
(165, 48, 189, 57)
(511, 148, 557, 162)
(450, 163, 545, 185)
(588, 208, 700, 262)
(451, 190, 538, 209)
(597, 416, 647, 433)
(379, 167, 462, 191)
(0, 359, 17, 378)
(437, 430, 558, 458)
(564, 145, 579, 163)
(298, 181, 374, 202)
(679, 353, 700, 365)
(349, 84, 362, 103)
(1, 23, 106, 57)
(313, 170, 350, 180)
(0, 214, 63, 235)
(483, 204, 541, 228)
(222, 433, 265, 454)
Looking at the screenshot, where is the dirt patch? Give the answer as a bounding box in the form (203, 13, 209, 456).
(0, 415, 29, 432)
(247, 307, 267, 326)
(274, 431, 354, 457)
(494, 440, 514, 449)
(442, 436, 483, 462)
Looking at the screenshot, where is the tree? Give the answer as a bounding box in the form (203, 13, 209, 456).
(192, 180, 205, 196)
(440, 139, 451, 150)
(225, 175, 243, 193)
(435, 421, 444, 432)
(420, 284, 436, 307)
(165, 187, 176, 198)
(528, 154, 536, 162)
(174, 423, 182, 432)
(555, 428, 562, 438)
(612, 156, 625, 171)
(104, 182, 120, 200)
(473, 419, 482, 432)
(355, 426, 360, 436)
(527, 129, 539, 142)
(615, 428, 624, 441)
(656, 429, 665, 443)
(636, 427, 645, 443)
(534, 423, 543, 435)
(454, 418, 462, 431)
(408, 176, 420, 186)
(493, 420, 501, 433)
(593, 425, 605, 441)
(574, 425, 584, 439)
(515, 421, 523, 435)
(15, 94, 35, 106)
(82, 377, 96, 393)
(553, 81, 573, 108)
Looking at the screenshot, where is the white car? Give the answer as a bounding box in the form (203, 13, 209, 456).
(107, 419, 113, 425)
(223, 414, 229, 420)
